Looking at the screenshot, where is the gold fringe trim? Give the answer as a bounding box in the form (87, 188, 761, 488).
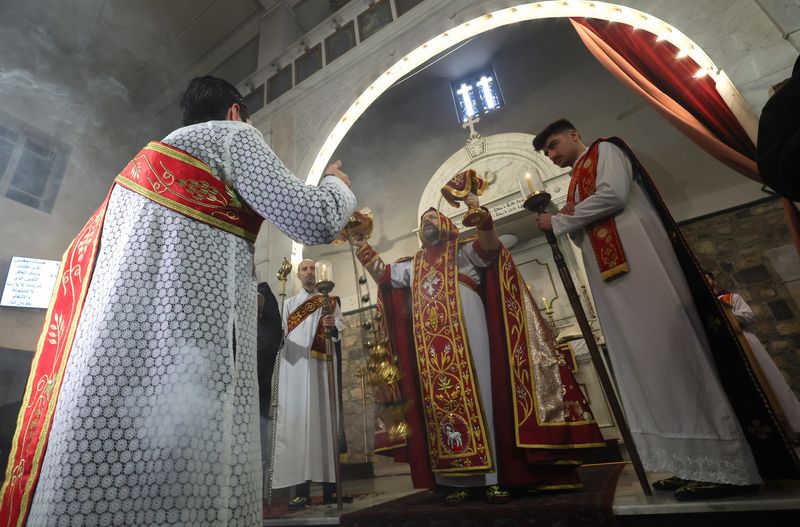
(601, 262, 629, 282)
(518, 441, 608, 450)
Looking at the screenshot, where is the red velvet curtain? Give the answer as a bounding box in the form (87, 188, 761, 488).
(571, 17, 800, 254)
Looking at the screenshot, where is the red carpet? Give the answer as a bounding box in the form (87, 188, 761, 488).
(340, 464, 624, 527)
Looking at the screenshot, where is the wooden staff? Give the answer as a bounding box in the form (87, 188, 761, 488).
(524, 191, 652, 496)
(266, 258, 293, 512)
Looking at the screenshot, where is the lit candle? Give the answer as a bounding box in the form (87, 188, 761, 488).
(525, 172, 537, 194)
(533, 168, 546, 193)
(542, 297, 550, 310)
(315, 260, 333, 283)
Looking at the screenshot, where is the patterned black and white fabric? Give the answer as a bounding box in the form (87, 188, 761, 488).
(26, 121, 356, 526)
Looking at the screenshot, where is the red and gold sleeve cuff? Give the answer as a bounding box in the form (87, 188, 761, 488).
(356, 243, 387, 283)
(476, 207, 494, 231)
(472, 239, 499, 261)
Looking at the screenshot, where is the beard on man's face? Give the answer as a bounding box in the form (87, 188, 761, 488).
(422, 224, 440, 244)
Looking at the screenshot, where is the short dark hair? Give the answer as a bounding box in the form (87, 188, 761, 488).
(532, 118, 577, 151)
(180, 76, 250, 126)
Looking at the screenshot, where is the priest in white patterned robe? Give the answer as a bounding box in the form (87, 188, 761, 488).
(10, 77, 356, 527)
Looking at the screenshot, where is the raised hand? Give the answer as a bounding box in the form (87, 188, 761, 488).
(464, 192, 480, 209)
(324, 160, 350, 187)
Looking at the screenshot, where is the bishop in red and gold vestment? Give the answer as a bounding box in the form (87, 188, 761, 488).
(356, 195, 604, 503)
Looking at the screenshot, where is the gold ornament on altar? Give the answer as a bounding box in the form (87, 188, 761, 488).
(441, 169, 489, 227)
(389, 421, 410, 442)
(334, 208, 374, 244)
(368, 340, 389, 360)
(378, 401, 412, 441)
(367, 358, 401, 386)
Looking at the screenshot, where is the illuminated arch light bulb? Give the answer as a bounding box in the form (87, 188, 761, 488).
(296, 1, 736, 262)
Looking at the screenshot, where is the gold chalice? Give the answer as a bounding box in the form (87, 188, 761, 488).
(441, 169, 489, 227)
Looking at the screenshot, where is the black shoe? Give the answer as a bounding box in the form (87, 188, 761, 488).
(288, 496, 308, 510)
(323, 493, 353, 505)
(653, 476, 691, 491)
(674, 482, 759, 501)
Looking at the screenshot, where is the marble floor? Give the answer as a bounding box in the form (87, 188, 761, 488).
(263, 460, 800, 526)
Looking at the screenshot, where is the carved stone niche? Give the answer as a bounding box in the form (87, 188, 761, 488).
(417, 132, 570, 227)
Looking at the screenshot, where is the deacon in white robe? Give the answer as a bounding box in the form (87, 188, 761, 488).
(272, 259, 346, 505)
(534, 120, 761, 487)
(24, 77, 356, 527)
(717, 288, 800, 436)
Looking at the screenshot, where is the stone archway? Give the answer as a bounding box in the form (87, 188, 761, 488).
(291, 0, 756, 263)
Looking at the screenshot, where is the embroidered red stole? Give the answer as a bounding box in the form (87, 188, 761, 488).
(494, 246, 604, 449)
(286, 294, 337, 360)
(379, 241, 605, 484)
(410, 241, 493, 474)
(0, 142, 262, 526)
(116, 142, 263, 241)
(567, 140, 629, 281)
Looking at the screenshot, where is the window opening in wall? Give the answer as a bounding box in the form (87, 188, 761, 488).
(244, 84, 265, 115)
(295, 44, 323, 85)
(267, 64, 293, 103)
(395, 0, 425, 17)
(0, 122, 67, 213)
(450, 66, 505, 124)
(325, 21, 356, 64)
(357, 0, 393, 42)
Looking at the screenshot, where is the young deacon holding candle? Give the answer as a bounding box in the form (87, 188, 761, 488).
(532, 118, 800, 499)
